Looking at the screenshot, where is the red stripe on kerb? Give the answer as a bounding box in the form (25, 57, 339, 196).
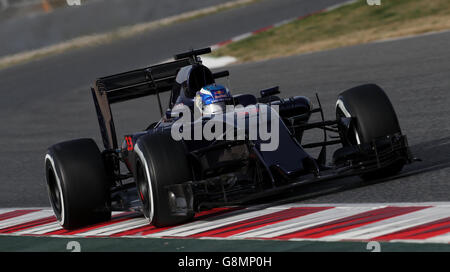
(44, 226, 69, 235)
(297, 9, 325, 21)
(189, 207, 332, 238)
(0, 216, 56, 233)
(44, 212, 140, 236)
(276, 206, 430, 239)
(297, 14, 310, 20)
(375, 217, 450, 241)
(311, 9, 326, 15)
(111, 207, 240, 237)
(252, 25, 273, 34)
(0, 209, 41, 221)
(110, 225, 156, 237)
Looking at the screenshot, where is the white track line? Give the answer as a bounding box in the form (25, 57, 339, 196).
(76, 218, 149, 236)
(143, 207, 283, 238)
(14, 221, 62, 235)
(424, 233, 450, 244)
(12, 211, 138, 235)
(0, 208, 16, 215)
(2, 203, 449, 244)
(324, 206, 449, 241)
(0, 210, 50, 229)
(232, 206, 375, 239)
(201, 56, 237, 69)
(274, 202, 450, 208)
(323, 0, 357, 12)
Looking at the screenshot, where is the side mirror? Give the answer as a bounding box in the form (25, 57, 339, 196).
(165, 108, 173, 119)
(260, 86, 280, 98)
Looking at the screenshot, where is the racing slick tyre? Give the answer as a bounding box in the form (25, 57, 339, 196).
(45, 138, 111, 229)
(335, 84, 405, 180)
(134, 132, 194, 227)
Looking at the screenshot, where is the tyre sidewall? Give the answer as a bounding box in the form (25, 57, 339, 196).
(134, 133, 193, 227)
(336, 84, 405, 180)
(45, 138, 111, 229)
(337, 84, 401, 144)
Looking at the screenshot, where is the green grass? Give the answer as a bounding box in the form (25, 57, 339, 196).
(213, 0, 450, 62)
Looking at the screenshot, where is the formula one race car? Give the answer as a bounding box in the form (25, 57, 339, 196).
(45, 48, 414, 229)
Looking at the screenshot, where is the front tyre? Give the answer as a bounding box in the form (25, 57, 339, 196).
(45, 138, 111, 229)
(335, 84, 406, 180)
(134, 133, 194, 227)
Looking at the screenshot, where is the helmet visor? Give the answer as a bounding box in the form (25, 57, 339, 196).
(203, 101, 226, 115)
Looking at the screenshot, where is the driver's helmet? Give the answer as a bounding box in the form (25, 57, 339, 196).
(194, 84, 232, 115)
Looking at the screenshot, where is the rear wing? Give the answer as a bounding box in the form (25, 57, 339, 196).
(95, 58, 191, 105)
(91, 47, 229, 150)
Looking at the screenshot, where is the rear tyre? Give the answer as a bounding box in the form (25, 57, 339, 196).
(45, 138, 111, 229)
(335, 84, 405, 180)
(134, 133, 194, 227)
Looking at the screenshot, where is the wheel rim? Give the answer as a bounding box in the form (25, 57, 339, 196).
(136, 162, 151, 219)
(336, 106, 360, 146)
(46, 165, 62, 220)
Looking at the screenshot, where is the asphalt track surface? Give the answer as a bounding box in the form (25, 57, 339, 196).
(0, 0, 234, 57)
(0, 0, 449, 210)
(230, 31, 450, 206)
